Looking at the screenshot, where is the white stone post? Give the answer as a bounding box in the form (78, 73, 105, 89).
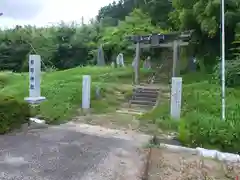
(82, 75, 91, 109)
(170, 77, 182, 120)
(24, 55, 46, 104)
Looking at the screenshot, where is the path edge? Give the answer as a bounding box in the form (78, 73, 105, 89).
(159, 143, 240, 163)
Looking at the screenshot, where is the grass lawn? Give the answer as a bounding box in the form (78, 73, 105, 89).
(0, 66, 152, 124)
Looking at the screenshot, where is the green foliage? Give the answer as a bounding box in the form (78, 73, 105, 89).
(214, 57, 240, 87)
(0, 0, 239, 72)
(141, 74, 240, 153)
(101, 9, 165, 52)
(214, 29, 240, 88)
(0, 95, 30, 134)
(233, 26, 240, 57)
(1, 66, 152, 124)
(0, 7, 167, 71)
(179, 111, 240, 153)
(169, 0, 240, 70)
(0, 22, 101, 72)
(97, 0, 172, 28)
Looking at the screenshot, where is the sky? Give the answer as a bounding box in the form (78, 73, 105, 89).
(0, 0, 114, 28)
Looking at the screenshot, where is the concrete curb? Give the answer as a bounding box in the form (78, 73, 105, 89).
(21, 118, 48, 132)
(160, 143, 240, 163)
(29, 117, 45, 124)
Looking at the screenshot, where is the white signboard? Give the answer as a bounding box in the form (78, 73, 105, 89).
(82, 75, 91, 109)
(29, 55, 41, 97)
(24, 55, 45, 104)
(170, 77, 182, 119)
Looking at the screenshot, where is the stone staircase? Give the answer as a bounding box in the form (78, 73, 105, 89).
(118, 63, 171, 115)
(129, 86, 159, 107)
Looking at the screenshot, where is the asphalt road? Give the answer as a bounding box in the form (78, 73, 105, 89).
(0, 123, 150, 180)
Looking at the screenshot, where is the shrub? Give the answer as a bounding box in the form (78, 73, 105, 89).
(0, 73, 10, 88)
(178, 111, 240, 154)
(141, 75, 240, 153)
(0, 96, 30, 134)
(213, 57, 240, 87)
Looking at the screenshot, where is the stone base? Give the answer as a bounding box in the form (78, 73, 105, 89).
(82, 108, 91, 115)
(24, 96, 46, 104)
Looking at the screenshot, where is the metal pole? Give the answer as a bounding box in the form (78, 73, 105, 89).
(221, 0, 225, 120)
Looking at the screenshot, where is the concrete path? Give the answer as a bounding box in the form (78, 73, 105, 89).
(0, 122, 151, 180)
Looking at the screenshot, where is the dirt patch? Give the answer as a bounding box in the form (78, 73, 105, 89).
(148, 147, 240, 180)
(73, 113, 140, 131)
(73, 113, 165, 137)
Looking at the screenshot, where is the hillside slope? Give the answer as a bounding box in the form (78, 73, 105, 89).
(0, 66, 152, 124)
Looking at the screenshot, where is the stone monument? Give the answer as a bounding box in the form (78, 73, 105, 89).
(116, 53, 125, 67)
(95, 86, 101, 99)
(82, 75, 91, 110)
(111, 61, 115, 68)
(143, 56, 151, 69)
(97, 45, 105, 66)
(188, 56, 197, 72)
(24, 55, 46, 104)
(170, 77, 182, 119)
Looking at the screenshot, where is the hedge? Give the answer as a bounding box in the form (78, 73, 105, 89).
(0, 96, 30, 134)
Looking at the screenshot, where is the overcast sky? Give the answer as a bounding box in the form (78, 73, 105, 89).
(0, 0, 114, 28)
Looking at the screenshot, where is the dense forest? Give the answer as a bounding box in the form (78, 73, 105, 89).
(0, 0, 239, 84)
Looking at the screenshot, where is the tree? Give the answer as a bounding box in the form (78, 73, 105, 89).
(97, 0, 172, 28)
(169, 0, 240, 72)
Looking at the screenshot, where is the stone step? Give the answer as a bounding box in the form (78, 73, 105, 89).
(130, 100, 156, 106)
(154, 78, 169, 82)
(133, 89, 159, 94)
(154, 77, 168, 80)
(134, 86, 159, 91)
(132, 96, 157, 102)
(153, 80, 170, 84)
(133, 92, 158, 98)
(116, 109, 144, 115)
(121, 103, 153, 110)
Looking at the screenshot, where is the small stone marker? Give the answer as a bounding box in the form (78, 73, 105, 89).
(116, 53, 125, 67)
(189, 56, 197, 72)
(24, 55, 46, 104)
(97, 45, 105, 66)
(82, 75, 91, 109)
(95, 86, 101, 99)
(170, 77, 182, 119)
(111, 61, 115, 68)
(143, 56, 151, 69)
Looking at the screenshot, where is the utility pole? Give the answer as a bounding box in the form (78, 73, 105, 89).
(221, 0, 226, 120)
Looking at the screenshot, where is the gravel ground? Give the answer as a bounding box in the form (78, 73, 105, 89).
(148, 147, 240, 180)
(0, 122, 151, 180)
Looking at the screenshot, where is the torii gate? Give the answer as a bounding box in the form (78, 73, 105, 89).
(127, 30, 193, 84)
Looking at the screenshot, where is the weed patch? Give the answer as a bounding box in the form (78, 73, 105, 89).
(140, 73, 240, 153)
(0, 66, 152, 124)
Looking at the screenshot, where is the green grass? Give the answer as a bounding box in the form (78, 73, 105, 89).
(140, 72, 240, 153)
(0, 66, 152, 124)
